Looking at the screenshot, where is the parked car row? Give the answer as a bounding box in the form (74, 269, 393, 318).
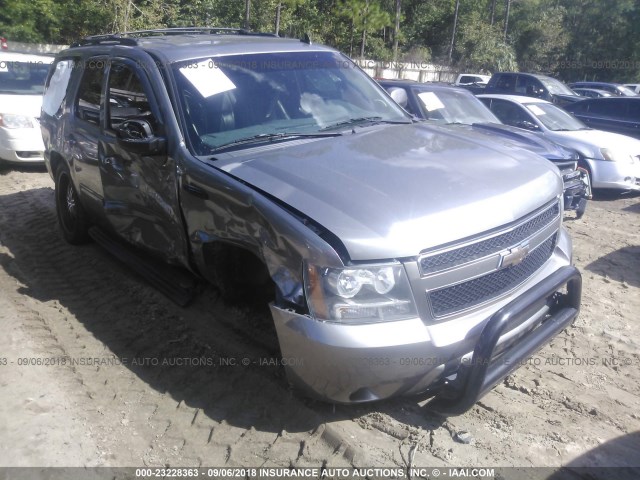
(378, 79, 589, 215)
(406, 71, 640, 194)
(477, 95, 640, 193)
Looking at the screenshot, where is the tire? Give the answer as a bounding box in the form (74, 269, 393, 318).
(55, 164, 91, 244)
(577, 164, 593, 200)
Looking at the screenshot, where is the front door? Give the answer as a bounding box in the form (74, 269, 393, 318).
(98, 57, 189, 265)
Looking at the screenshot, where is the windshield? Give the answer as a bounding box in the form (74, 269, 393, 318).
(172, 51, 410, 155)
(538, 76, 576, 96)
(0, 58, 51, 95)
(524, 102, 588, 131)
(414, 88, 500, 124)
(617, 85, 638, 96)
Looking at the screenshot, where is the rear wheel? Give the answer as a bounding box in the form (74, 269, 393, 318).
(55, 164, 90, 244)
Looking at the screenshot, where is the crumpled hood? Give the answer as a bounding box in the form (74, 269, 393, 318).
(215, 123, 562, 261)
(545, 128, 640, 159)
(0, 94, 43, 118)
(468, 122, 576, 162)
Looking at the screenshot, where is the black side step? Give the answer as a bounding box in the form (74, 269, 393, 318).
(89, 227, 199, 307)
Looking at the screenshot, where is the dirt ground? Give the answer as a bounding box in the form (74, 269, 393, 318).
(0, 165, 638, 477)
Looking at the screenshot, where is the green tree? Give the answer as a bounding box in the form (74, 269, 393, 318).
(455, 11, 517, 72)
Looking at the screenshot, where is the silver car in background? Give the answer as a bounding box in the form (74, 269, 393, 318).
(479, 94, 640, 193)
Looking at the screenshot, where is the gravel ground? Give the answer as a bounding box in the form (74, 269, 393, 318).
(0, 165, 638, 478)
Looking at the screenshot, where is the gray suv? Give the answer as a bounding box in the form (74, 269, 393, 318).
(40, 28, 581, 413)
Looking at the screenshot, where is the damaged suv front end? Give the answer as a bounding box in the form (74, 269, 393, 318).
(43, 31, 581, 414)
(170, 47, 581, 413)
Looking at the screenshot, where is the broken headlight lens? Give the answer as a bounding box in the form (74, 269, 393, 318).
(304, 263, 418, 323)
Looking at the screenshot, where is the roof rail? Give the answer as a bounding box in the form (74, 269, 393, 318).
(71, 27, 278, 47)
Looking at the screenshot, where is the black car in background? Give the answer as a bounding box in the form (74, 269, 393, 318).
(484, 72, 583, 106)
(379, 79, 589, 215)
(568, 82, 637, 97)
(564, 97, 640, 139)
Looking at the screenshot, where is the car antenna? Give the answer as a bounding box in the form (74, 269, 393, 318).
(300, 33, 312, 45)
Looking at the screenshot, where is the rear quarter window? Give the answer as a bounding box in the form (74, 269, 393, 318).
(42, 59, 74, 116)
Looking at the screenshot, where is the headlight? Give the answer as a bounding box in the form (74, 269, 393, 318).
(304, 263, 418, 323)
(0, 113, 34, 129)
(601, 148, 633, 163)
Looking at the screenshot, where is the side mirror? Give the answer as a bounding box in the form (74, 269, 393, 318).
(117, 119, 166, 155)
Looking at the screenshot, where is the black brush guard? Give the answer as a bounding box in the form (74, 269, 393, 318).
(428, 265, 582, 415)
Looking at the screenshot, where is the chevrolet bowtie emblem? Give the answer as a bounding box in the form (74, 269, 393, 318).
(499, 243, 530, 269)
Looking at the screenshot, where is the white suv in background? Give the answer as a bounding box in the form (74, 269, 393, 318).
(0, 52, 53, 165)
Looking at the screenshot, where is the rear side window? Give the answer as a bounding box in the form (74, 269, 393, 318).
(494, 74, 516, 92)
(515, 76, 541, 95)
(42, 59, 74, 116)
(75, 59, 105, 126)
(488, 99, 532, 126)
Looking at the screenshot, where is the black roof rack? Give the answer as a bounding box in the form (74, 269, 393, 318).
(71, 27, 278, 48)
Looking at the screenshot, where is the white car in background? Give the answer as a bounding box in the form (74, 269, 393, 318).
(478, 94, 640, 193)
(0, 52, 53, 164)
(623, 84, 640, 94)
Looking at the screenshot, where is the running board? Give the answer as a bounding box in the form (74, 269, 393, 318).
(88, 227, 199, 307)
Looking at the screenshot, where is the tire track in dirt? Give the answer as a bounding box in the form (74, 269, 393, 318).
(2, 168, 639, 473)
(0, 169, 360, 467)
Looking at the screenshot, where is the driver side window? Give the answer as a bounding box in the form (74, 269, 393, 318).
(491, 100, 534, 128)
(107, 62, 156, 131)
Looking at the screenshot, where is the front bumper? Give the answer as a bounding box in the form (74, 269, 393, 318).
(562, 171, 589, 217)
(271, 234, 580, 409)
(0, 126, 45, 163)
(587, 158, 640, 191)
(427, 265, 581, 414)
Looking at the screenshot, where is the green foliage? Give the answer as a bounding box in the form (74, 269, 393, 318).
(454, 11, 517, 72)
(1, 0, 639, 81)
(512, 3, 569, 75)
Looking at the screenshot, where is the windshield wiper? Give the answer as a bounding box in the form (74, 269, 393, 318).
(321, 116, 411, 130)
(208, 131, 342, 154)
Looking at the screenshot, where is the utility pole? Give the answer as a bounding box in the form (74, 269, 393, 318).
(448, 0, 460, 63)
(503, 0, 511, 40)
(244, 0, 251, 29)
(275, 2, 282, 35)
(393, 0, 401, 62)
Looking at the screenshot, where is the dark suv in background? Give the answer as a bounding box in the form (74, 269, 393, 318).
(564, 97, 640, 139)
(484, 72, 582, 106)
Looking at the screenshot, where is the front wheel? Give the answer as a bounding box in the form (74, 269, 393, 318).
(55, 164, 90, 244)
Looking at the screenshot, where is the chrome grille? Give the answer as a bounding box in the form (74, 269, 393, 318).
(429, 233, 557, 318)
(420, 202, 559, 275)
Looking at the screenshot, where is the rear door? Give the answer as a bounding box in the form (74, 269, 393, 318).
(65, 56, 107, 215)
(98, 55, 189, 264)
